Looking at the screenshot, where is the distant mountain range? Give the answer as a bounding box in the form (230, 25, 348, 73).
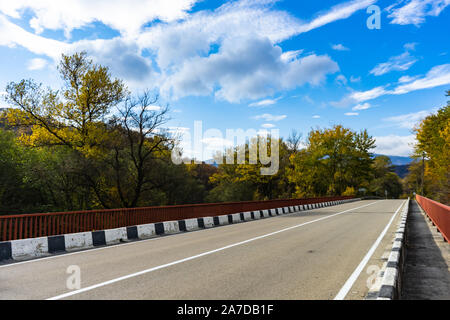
(204, 154, 414, 178)
(373, 154, 413, 165)
(204, 154, 414, 166)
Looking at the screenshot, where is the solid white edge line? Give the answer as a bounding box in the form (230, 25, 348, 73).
(47, 201, 379, 300)
(333, 199, 406, 300)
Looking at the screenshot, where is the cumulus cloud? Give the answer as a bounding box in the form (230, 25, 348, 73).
(374, 134, 416, 157)
(387, 0, 450, 26)
(0, 0, 376, 102)
(261, 123, 276, 128)
(160, 36, 339, 103)
(72, 38, 153, 84)
(344, 112, 359, 116)
(137, 1, 304, 70)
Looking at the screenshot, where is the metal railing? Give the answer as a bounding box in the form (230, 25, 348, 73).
(416, 194, 450, 243)
(0, 196, 353, 241)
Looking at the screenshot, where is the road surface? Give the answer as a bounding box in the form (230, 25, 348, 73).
(0, 199, 405, 300)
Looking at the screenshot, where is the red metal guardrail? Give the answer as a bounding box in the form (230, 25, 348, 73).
(416, 195, 450, 243)
(0, 196, 353, 241)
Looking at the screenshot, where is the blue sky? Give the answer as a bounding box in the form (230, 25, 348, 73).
(0, 0, 449, 159)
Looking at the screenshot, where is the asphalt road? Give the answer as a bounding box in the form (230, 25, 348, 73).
(0, 199, 406, 300)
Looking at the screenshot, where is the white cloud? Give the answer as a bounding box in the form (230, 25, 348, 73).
(398, 75, 418, 83)
(350, 75, 361, 83)
(297, 0, 377, 33)
(370, 51, 417, 76)
(312, 115, 320, 118)
(387, 0, 450, 26)
(0, 14, 69, 59)
(261, 123, 275, 128)
(27, 57, 48, 70)
(0, 0, 375, 103)
(137, 1, 305, 70)
(331, 44, 349, 51)
(352, 103, 371, 111)
(280, 50, 304, 62)
(335, 63, 450, 105)
(0, 18, 154, 86)
(383, 110, 434, 129)
(253, 113, 286, 122)
(374, 134, 416, 157)
(392, 63, 450, 94)
(161, 36, 339, 103)
(0, 0, 198, 37)
(249, 97, 281, 107)
(344, 112, 359, 116)
(69, 37, 154, 85)
(350, 86, 388, 103)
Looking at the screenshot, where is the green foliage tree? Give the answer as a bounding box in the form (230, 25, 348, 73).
(4, 52, 204, 210)
(370, 156, 403, 198)
(408, 90, 450, 203)
(207, 136, 291, 202)
(287, 125, 375, 197)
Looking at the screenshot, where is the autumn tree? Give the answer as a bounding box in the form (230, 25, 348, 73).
(6, 52, 126, 156)
(4, 52, 183, 209)
(410, 90, 449, 203)
(287, 125, 375, 197)
(370, 156, 403, 198)
(207, 135, 291, 201)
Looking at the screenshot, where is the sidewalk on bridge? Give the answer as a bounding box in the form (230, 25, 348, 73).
(401, 200, 450, 299)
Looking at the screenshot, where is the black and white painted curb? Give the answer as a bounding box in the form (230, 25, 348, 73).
(0, 198, 360, 263)
(375, 198, 410, 300)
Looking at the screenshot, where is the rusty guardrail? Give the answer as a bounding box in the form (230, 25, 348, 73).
(0, 196, 353, 241)
(416, 194, 450, 243)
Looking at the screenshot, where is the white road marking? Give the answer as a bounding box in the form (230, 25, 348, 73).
(333, 200, 406, 300)
(47, 201, 379, 300)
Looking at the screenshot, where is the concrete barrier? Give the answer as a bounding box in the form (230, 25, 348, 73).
(64, 232, 93, 251)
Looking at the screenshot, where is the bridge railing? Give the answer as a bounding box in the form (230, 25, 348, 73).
(0, 196, 354, 241)
(416, 195, 450, 243)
